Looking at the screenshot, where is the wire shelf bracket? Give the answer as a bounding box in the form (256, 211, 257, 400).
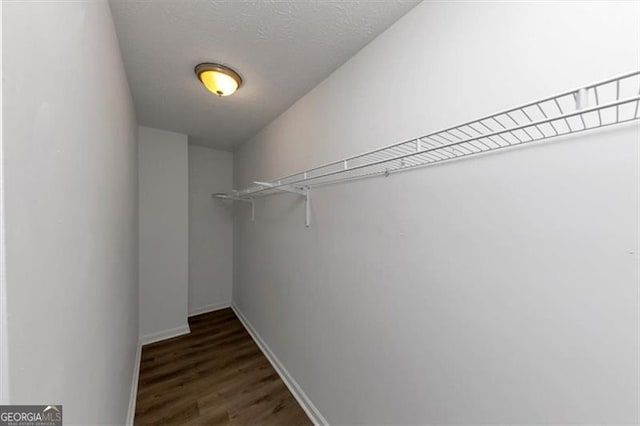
(253, 181, 311, 227)
(214, 71, 640, 228)
(212, 192, 255, 222)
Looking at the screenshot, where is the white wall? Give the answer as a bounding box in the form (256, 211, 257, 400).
(188, 144, 233, 315)
(0, 0, 8, 405)
(138, 126, 189, 342)
(233, 1, 640, 424)
(3, 1, 138, 423)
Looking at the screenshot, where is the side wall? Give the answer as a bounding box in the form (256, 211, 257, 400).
(3, 1, 138, 423)
(138, 126, 189, 342)
(0, 0, 8, 404)
(188, 144, 233, 316)
(233, 1, 640, 424)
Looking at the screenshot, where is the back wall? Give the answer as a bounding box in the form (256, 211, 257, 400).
(188, 143, 233, 315)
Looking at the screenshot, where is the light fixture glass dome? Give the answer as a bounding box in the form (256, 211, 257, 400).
(195, 63, 242, 97)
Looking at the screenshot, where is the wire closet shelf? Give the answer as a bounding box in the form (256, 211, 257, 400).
(216, 70, 640, 204)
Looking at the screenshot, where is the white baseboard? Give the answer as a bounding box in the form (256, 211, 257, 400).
(139, 324, 191, 346)
(125, 342, 142, 426)
(231, 304, 328, 426)
(188, 301, 231, 317)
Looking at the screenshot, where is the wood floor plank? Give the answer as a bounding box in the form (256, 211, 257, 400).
(134, 308, 312, 426)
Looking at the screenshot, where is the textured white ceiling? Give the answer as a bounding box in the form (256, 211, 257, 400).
(109, 0, 420, 150)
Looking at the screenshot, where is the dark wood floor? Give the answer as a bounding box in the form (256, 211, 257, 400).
(134, 308, 312, 425)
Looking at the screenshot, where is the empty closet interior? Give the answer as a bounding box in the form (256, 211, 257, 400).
(2, 1, 639, 425)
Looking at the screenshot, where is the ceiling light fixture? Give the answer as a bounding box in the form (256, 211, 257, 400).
(195, 63, 242, 97)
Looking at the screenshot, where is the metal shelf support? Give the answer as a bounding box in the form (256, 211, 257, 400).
(212, 193, 255, 223)
(254, 182, 311, 227)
